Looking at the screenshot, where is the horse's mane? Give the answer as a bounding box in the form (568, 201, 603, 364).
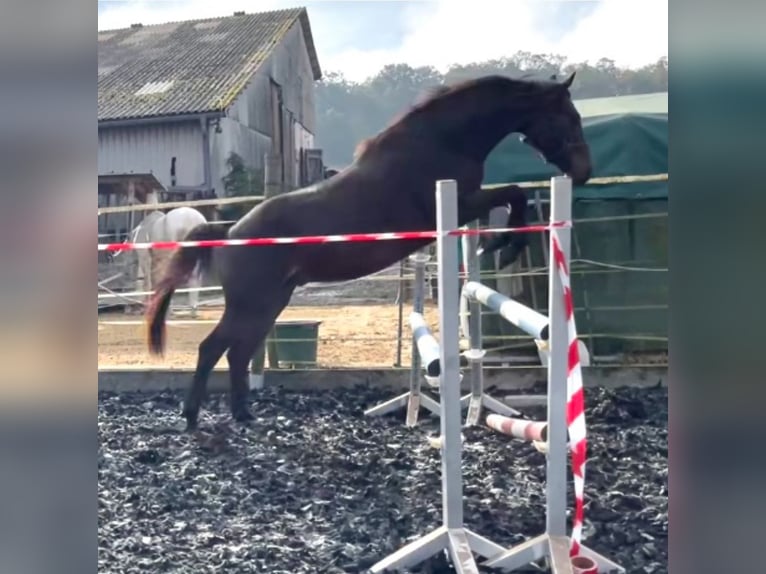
(354, 74, 553, 161)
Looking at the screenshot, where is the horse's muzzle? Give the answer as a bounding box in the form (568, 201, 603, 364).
(567, 142, 592, 186)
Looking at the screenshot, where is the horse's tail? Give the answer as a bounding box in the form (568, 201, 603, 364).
(145, 222, 230, 356)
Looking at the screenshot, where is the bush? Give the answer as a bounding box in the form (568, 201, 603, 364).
(220, 152, 264, 221)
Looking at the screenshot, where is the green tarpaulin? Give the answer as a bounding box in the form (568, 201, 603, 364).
(483, 92, 668, 199)
(476, 92, 668, 358)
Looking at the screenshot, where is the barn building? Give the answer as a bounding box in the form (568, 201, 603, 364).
(98, 7, 323, 239)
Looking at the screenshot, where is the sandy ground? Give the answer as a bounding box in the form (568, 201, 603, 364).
(98, 303, 440, 369)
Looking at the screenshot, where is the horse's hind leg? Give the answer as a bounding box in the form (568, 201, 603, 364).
(226, 336, 263, 423)
(225, 285, 295, 423)
(183, 317, 231, 431)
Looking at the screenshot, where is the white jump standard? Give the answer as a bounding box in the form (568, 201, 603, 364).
(363, 250, 466, 424)
(365, 230, 520, 427)
(370, 180, 508, 574)
(473, 176, 623, 573)
(460, 218, 589, 409)
(370, 177, 625, 574)
(459, 223, 524, 426)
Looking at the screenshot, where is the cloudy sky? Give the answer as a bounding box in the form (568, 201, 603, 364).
(97, 0, 667, 82)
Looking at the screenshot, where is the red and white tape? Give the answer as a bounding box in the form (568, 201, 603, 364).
(551, 230, 588, 557)
(96, 222, 569, 252)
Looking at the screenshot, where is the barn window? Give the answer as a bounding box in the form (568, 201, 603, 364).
(135, 81, 174, 96)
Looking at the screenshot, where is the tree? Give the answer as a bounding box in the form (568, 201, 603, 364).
(220, 152, 263, 221)
(315, 54, 668, 166)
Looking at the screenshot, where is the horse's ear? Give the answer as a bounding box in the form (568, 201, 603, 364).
(562, 71, 576, 88)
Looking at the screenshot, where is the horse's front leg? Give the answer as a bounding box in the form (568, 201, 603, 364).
(458, 184, 525, 221)
(458, 184, 530, 268)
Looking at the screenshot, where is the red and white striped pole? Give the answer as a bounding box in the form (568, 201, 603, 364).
(486, 414, 549, 442)
(552, 229, 587, 556)
(96, 224, 568, 252)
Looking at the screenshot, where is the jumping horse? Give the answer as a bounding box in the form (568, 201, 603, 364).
(146, 72, 592, 431)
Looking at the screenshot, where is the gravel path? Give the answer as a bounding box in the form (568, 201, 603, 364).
(98, 384, 667, 574)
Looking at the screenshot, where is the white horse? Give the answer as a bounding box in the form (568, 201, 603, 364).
(117, 206, 208, 317)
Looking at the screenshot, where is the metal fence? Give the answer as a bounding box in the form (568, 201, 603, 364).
(97, 177, 668, 370)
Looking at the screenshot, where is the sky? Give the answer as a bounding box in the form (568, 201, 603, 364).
(97, 0, 668, 83)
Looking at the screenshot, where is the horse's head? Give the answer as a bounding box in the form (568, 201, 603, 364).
(517, 72, 591, 185)
(387, 74, 591, 185)
(356, 74, 592, 189)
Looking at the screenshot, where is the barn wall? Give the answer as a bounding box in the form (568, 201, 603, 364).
(226, 21, 317, 134)
(208, 117, 272, 198)
(267, 20, 317, 133)
(98, 121, 204, 189)
(214, 20, 318, 193)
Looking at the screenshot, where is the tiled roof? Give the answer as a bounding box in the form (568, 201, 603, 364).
(98, 7, 321, 122)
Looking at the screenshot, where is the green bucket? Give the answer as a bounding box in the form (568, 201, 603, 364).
(271, 320, 323, 368)
(251, 319, 322, 375)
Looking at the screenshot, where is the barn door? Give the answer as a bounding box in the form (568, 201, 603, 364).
(283, 110, 296, 189)
(304, 149, 324, 185)
(269, 79, 284, 179)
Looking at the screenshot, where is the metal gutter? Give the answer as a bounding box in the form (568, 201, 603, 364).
(98, 110, 226, 130)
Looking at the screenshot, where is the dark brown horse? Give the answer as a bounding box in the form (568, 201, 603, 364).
(146, 72, 591, 431)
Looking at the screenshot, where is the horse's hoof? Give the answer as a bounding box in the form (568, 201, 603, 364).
(183, 412, 199, 432)
(498, 240, 529, 269)
(232, 408, 255, 424)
